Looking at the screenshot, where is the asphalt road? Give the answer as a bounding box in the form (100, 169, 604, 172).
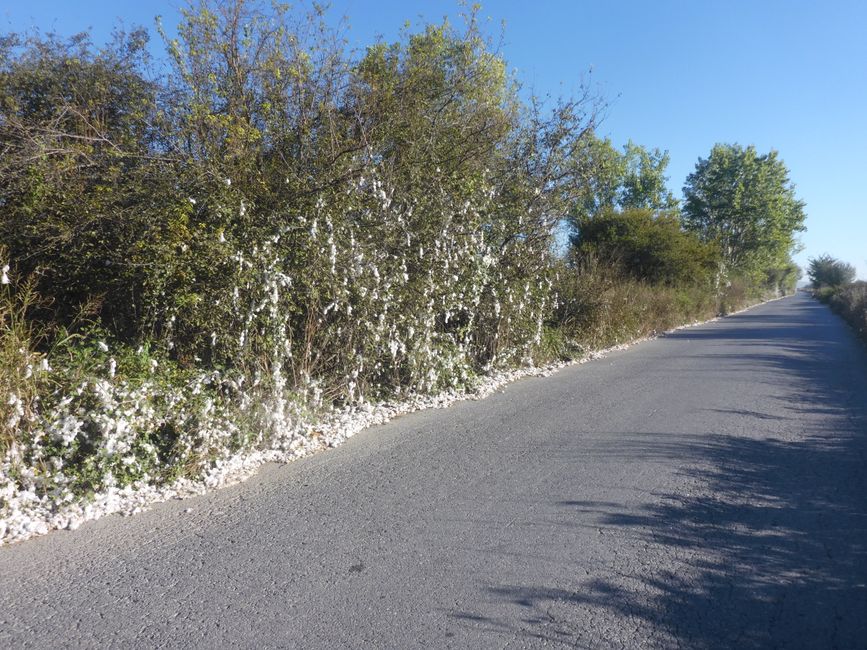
(2, 293, 867, 649)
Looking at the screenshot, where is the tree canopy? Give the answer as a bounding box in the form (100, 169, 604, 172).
(808, 255, 856, 289)
(571, 137, 677, 222)
(681, 143, 806, 280)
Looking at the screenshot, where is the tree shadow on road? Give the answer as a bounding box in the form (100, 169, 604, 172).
(448, 297, 867, 648)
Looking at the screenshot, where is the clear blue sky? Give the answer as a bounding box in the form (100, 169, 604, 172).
(3, 0, 865, 279)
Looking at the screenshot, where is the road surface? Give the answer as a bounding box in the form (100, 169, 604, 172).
(2, 293, 866, 648)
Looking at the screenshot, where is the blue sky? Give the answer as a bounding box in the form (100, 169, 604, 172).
(3, 0, 865, 279)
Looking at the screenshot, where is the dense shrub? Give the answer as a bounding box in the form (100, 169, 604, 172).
(0, 5, 595, 390)
(819, 282, 867, 344)
(571, 208, 720, 287)
(0, 3, 605, 527)
(552, 255, 761, 351)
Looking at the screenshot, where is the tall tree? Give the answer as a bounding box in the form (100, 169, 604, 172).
(808, 254, 856, 289)
(571, 136, 625, 219)
(682, 143, 806, 279)
(619, 140, 678, 212)
(570, 137, 676, 222)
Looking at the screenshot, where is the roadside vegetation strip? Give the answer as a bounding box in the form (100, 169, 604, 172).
(807, 255, 866, 346)
(816, 283, 867, 345)
(0, 292, 782, 546)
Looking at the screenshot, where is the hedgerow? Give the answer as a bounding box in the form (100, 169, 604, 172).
(0, 1, 793, 542)
(816, 282, 867, 345)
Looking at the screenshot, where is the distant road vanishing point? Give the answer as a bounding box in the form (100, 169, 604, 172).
(2, 292, 866, 648)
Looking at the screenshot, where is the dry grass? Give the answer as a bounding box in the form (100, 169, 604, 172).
(0, 265, 48, 456)
(825, 282, 867, 344)
(553, 258, 723, 352)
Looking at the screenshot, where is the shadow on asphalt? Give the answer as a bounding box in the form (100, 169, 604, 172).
(449, 298, 867, 647)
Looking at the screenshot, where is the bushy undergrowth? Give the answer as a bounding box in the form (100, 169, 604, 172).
(817, 282, 867, 344)
(552, 257, 767, 352)
(0, 246, 777, 541)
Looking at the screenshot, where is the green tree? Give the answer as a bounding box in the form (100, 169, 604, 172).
(571, 136, 625, 219)
(619, 141, 678, 211)
(763, 261, 801, 295)
(570, 137, 676, 221)
(682, 143, 806, 280)
(808, 254, 856, 289)
(0, 28, 171, 335)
